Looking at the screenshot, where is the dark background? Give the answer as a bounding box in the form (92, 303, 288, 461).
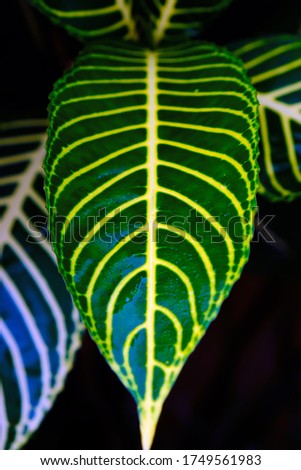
(2, 0, 301, 450)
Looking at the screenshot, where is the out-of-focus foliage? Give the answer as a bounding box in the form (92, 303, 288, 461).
(29, 0, 138, 42)
(134, 0, 232, 46)
(232, 35, 301, 202)
(0, 119, 82, 449)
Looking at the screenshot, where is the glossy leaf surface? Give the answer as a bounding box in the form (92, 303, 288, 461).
(44, 41, 259, 448)
(232, 35, 301, 202)
(29, 0, 138, 42)
(0, 120, 82, 449)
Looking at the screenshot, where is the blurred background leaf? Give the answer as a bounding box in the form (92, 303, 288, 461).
(230, 35, 301, 202)
(0, 119, 83, 449)
(133, 0, 232, 47)
(28, 0, 138, 42)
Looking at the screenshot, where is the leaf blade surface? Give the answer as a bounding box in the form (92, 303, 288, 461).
(45, 41, 259, 448)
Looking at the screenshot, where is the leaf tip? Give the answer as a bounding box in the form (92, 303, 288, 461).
(139, 403, 162, 450)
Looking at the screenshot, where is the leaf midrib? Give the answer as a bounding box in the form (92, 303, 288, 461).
(142, 51, 158, 450)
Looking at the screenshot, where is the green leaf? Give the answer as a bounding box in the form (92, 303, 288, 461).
(134, 0, 232, 47)
(231, 35, 301, 202)
(0, 119, 83, 449)
(29, 0, 138, 42)
(44, 40, 259, 448)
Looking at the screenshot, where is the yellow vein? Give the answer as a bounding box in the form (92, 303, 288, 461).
(56, 90, 146, 106)
(259, 106, 290, 196)
(85, 226, 148, 320)
(51, 106, 146, 141)
(158, 42, 215, 52)
(153, 359, 176, 375)
(53, 79, 146, 98)
(0, 153, 31, 165)
(47, 124, 145, 187)
(268, 80, 301, 99)
(157, 63, 243, 73)
(70, 196, 147, 278)
(158, 106, 257, 140)
(158, 53, 222, 64)
(0, 119, 48, 130)
(50, 84, 146, 107)
(183, 325, 206, 358)
(160, 121, 253, 157)
(115, 0, 138, 40)
(281, 115, 301, 182)
(106, 266, 146, 363)
(159, 161, 247, 235)
(59, 164, 146, 242)
(37, 2, 119, 17)
(53, 143, 146, 206)
(243, 42, 301, 70)
(153, 0, 177, 46)
(47, 107, 146, 171)
(0, 135, 43, 146)
(123, 323, 147, 400)
(0, 175, 21, 185)
(80, 53, 146, 63)
(233, 38, 269, 56)
(157, 76, 248, 87)
(157, 223, 216, 317)
(252, 58, 301, 84)
(65, 19, 128, 37)
(67, 65, 146, 72)
(259, 92, 301, 125)
(157, 259, 199, 327)
(159, 186, 236, 276)
(158, 139, 252, 192)
(140, 51, 158, 450)
(155, 305, 183, 356)
(157, 90, 254, 110)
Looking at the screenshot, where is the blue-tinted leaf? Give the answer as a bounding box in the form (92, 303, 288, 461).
(0, 119, 83, 449)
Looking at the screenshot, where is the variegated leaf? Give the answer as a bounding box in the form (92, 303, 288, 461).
(44, 41, 259, 448)
(134, 0, 232, 47)
(231, 35, 301, 202)
(29, 0, 138, 42)
(0, 120, 82, 449)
